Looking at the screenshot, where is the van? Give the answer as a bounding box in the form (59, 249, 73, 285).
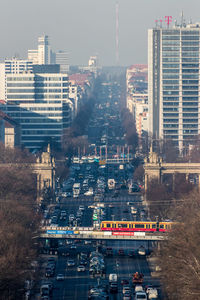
(109, 273, 117, 283)
(40, 285, 50, 296)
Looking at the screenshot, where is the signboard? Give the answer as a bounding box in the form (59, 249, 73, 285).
(93, 216, 98, 221)
(46, 230, 74, 235)
(112, 232, 135, 236)
(99, 160, 106, 165)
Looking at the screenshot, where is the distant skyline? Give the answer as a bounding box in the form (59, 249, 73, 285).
(1, 0, 200, 66)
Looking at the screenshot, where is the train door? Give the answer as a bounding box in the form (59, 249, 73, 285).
(156, 222, 159, 232)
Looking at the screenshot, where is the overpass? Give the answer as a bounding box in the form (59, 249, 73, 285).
(40, 227, 166, 241)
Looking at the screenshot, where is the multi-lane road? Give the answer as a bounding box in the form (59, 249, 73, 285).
(35, 80, 162, 300)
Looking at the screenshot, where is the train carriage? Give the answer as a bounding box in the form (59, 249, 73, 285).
(100, 221, 173, 232)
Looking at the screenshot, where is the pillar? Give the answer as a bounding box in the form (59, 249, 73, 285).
(145, 174, 148, 192)
(172, 173, 175, 191)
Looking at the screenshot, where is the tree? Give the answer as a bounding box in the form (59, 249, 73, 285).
(0, 144, 39, 299)
(157, 190, 200, 299)
(146, 179, 172, 220)
(121, 108, 138, 151)
(133, 165, 144, 183)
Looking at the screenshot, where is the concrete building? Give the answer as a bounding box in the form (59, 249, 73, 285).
(0, 110, 20, 148)
(148, 20, 200, 151)
(126, 64, 148, 138)
(79, 56, 100, 77)
(28, 35, 51, 65)
(4, 73, 73, 150)
(55, 51, 69, 73)
(0, 58, 33, 99)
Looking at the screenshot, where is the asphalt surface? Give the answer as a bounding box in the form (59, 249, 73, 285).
(35, 81, 162, 299)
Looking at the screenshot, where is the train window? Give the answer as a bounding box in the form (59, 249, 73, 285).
(152, 224, 156, 229)
(118, 223, 127, 228)
(106, 223, 111, 228)
(135, 224, 144, 228)
(160, 225, 164, 229)
(146, 224, 150, 229)
(112, 223, 116, 228)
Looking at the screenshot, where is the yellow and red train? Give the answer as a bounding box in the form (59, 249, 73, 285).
(101, 220, 173, 232)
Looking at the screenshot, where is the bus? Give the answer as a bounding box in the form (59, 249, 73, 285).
(73, 183, 80, 198)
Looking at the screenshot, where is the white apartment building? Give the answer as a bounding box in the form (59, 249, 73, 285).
(4, 73, 73, 150)
(148, 22, 200, 151)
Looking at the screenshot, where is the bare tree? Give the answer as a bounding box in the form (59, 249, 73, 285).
(0, 145, 39, 299)
(157, 190, 200, 299)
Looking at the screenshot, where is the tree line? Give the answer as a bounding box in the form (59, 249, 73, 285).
(134, 137, 200, 299)
(0, 144, 39, 300)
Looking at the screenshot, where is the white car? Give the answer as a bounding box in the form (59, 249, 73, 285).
(56, 274, 64, 281)
(135, 291, 147, 300)
(79, 205, 85, 211)
(84, 190, 93, 196)
(146, 288, 158, 299)
(135, 285, 144, 293)
(77, 265, 86, 272)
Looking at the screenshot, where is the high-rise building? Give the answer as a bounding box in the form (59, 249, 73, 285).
(55, 51, 69, 73)
(0, 58, 33, 100)
(4, 73, 73, 150)
(148, 21, 200, 151)
(28, 35, 51, 65)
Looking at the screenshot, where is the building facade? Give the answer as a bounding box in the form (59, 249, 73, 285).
(0, 111, 20, 148)
(4, 73, 73, 150)
(148, 22, 200, 151)
(126, 64, 148, 138)
(28, 35, 51, 65)
(0, 58, 33, 100)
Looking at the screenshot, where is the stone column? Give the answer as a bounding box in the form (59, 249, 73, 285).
(145, 174, 148, 192)
(172, 173, 175, 191)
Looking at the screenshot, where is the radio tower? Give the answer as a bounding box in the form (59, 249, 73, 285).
(116, 2, 119, 65)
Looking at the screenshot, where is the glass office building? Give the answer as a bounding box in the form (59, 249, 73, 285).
(4, 73, 72, 150)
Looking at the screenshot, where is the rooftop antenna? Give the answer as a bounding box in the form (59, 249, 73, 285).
(116, 2, 119, 65)
(181, 10, 184, 27)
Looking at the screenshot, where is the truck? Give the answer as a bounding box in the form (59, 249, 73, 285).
(108, 179, 115, 190)
(109, 273, 118, 293)
(132, 272, 144, 284)
(73, 183, 80, 198)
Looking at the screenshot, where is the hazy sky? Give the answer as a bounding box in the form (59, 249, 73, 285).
(1, 0, 200, 66)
